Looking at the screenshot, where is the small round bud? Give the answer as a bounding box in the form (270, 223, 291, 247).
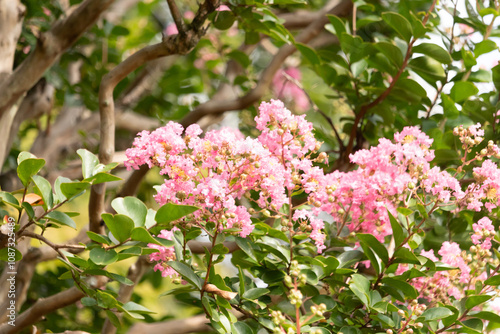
(386, 330, 393, 334)
(398, 309, 405, 317)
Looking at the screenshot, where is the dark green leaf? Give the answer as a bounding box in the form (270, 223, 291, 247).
(167, 261, 203, 290)
(213, 10, 235, 30)
(32, 175, 53, 210)
(413, 43, 452, 64)
(465, 295, 493, 309)
(484, 274, 500, 286)
(85, 172, 121, 185)
(296, 43, 320, 65)
(89, 248, 118, 265)
(374, 41, 403, 67)
(382, 12, 413, 42)
(409, 57, 446, 87)
(357, 233, 389, 264)
(242, 288, 269, 300)
(0, 247, 22, 261)
(60, 181, 91, 199)
(0, 192, 20, 209)
(155, 203, 199, 225)
(86, 231, 111, 245)
(388, 209, 405, 247)
(422, 307, 454, 321)
(327, 14, 346, 36)
(46, 211, 76, 229)
(102, 213, 134, 243)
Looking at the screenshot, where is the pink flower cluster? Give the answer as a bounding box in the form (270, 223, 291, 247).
(472, 217, 495, 250)
(148, 229, 178, 277)
(125, 100, 326, 252)
(395, 227, 499, 305)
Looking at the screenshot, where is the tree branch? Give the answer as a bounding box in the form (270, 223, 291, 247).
(101, 256, 149, 334)
(0, 276, 107, 334)
(88, 0, 218, 234)
(0, 0, 116, 119)
(179, 0, 352, 128)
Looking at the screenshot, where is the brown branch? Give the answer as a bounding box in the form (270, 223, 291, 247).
(126, 314, 213, 334)
(0, 276, 107, 334)
(166, 0, 185, 35)
(187, 240, 238, 254)
(88, 0, 217, 234)
(101, 256, 149, 334)
(179, 0, 352, 128)
(342, 0, 438, 164)
(0, 0, 116, 119)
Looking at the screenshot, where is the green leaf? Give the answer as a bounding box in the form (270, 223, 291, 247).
(105, 310, 121, 328)
(155, 203, 199, 225)
(450, 81, 479, 103)
(108, 272, 134, 285)
(413, 43, 452, 64)
(340, 33, 370, 63)
(227, 50, 250, 68)
(374, 41, 403, 67)
(86, 231, 111, 245)
(60, 181, 91, 199)
(53, 176, 72, 203)
(233, 322, 253, 334)
(357, 233, 389, 264)
(441, 93, 459, 118)
(0, 192, 20, 209)
(46, 211, 76, 229)
(167, 261, 203, 290)
(474, 39, 498, 57)
(111, 197, 147, 227)
(17, 157, 45, 187)
(0, 247, 22, 261)
(77, 149, 99, 179)
(85, 172, 121, 185)
(235, 237, 258, 263)
(122, 301, 155, 314)
(327, 14, 346, 36)
(102, 213, 134, 243)
(382, 277, 418, 299)
(492, 63, 500, 92)
(470, 311, 500, 324)
(17, 151, 36, 164)
(396, 207, 413, 217)
(296, 43, 320, 65)
(422, 307, 454, 321)
(484, 274, 500, 286)
(22, 202, 34, 219)
(409, 57, 446, 87)
(89, 248, 118, 265)
(242, 288, 270, 300)
(382, 12, 413, 42)
(81, 297, 97, 306)
(388, 209, 405, 246)
(465, 295, 493, 309)
(349, 274, 370, 307)
(31, 175, 53, 210)
(213, 10, 235, 30)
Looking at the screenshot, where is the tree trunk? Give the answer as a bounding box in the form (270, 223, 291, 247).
(0, 0, 25, 172)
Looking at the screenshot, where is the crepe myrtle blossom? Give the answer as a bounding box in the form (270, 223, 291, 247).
(126, 100, 500, 262)
(125, 99, 326, 252)
(148, 229, 178, 278)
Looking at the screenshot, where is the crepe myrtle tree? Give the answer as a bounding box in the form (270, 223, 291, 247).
(1, 0, 500, 333)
